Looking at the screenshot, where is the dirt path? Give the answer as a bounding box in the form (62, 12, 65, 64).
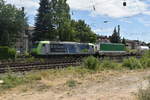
(1, 70, 150, 100)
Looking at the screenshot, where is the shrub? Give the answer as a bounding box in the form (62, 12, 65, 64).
(100, 59, 120, 70)
(143, 50, 150, 58)
(83, 56, 100, 70)
(122, 57, 142, 69)
(140, 57, 150, 68)
(0, 46, 16, 60)
(140, 50, 150, 68)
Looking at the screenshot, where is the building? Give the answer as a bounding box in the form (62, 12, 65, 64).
(27, 26, 35, 51)
(97, 35, 110, 43)
(15, 29, 29, 53)
(125, 40, 146, 49)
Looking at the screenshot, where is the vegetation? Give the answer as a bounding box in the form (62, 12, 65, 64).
(33, 0, 97, 43)
(0, 71, 42, 90)
(100, 59, 120, 70)
(0, 67, 87, 90)
(0, 46, 16, 60)
(66, 79, 77, 88)
(122, 57, 142, 69)
(83, 56, 120, 70)
(71, 20, 97, 43)
(83, 56, 100, 70)
(0, 0, 28, 47)
(122, 37, 126, 45)
(138, 87, 150, 100)
(110, 25, 121, 43)
(137, 73, 150, 100)
(0, 50, 150, 92)
(0, 73, 26, 89)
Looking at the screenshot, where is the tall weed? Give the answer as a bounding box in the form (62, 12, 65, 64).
(122, 57, 142, 69)
(100, 59, 121, 70)
(140, 50, 150, 68)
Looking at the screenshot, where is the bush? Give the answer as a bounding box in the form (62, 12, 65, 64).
(143, 50, 150, 58)
(122, 57, 142, 69)
(0, 46, 16, 60)
(83, 56, 100, 70)
(100, 59, 120, 70)
(140, 57, 150, 68)
(140, 50, 150, 68)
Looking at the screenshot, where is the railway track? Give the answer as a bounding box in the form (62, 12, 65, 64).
(0, 54, 142, 73)
(0, 61, 81, 73)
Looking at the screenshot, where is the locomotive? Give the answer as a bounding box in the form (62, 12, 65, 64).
(31, 41, 126, 57)
(31, 41, 95, 56)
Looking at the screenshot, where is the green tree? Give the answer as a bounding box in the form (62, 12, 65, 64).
(33, 0, 73, 41)
(122, 37, 126, 45)
(52, 0, 72, 41)
(33, 0, 96, 43)
(71, 20, 97, 43)
(147, 43, 150, 48)
(33, 0, 54, 41)
(110, 27, 121, 43)
(0, 0, 27, 47)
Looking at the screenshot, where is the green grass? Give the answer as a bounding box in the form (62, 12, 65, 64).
(100, 59, 121, 70)
(83, 56, 121, 71)
(0, 71, 42, 90)
(0, 73, 26, 89)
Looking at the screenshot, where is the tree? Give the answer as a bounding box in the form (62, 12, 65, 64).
(110, 26, 121, 43)
(51, 0, 72, 41)
(0, 0, 27, 47)
(122, 37, 126, 45)
(71, 20, 97, 43)
(33, 0, 96, 43)
(147, 43, 150, 48)
(33, 0, 56, 41)
(33, 0, 72, 41)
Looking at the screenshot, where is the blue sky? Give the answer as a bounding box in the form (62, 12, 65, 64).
(5, 0, 150, 43)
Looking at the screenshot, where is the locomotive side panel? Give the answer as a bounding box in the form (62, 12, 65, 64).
(97, 43, 126, 55)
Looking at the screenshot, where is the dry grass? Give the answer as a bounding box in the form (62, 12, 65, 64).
(0, 66, 126, 95)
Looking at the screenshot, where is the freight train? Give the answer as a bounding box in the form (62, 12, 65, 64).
(31, 41, 126, 57)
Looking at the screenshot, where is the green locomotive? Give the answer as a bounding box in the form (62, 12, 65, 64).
(96, 43, 126, 55)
